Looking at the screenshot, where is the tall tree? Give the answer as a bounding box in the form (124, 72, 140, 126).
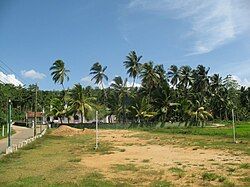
(50, 97, 65, 124)
(140, 61, 159, 96)
(179, 65, 194, 91)
(168, 65, 179, 87)
(90, 62, 108, 98)
(69, 84, 95, 123)
(123, 51, 142, 87)
(50, 60, 70, 90)
(110, 76, 129, 123)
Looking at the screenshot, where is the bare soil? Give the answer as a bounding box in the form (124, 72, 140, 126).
(51, 125, 94, 136)
(81, 130, 250, 186)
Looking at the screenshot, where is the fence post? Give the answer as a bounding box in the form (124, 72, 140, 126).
(7, 99, 12, 148)
(95, 111, 99, 150)
(232, 109, 236, 143)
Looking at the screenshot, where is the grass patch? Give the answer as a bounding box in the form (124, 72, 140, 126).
(0, 127, 249, 186)
(79, 171, 116, 187)
(112, 163, 139, 172)
(0, 151, 21, 164)
(240, 176, 250, 183)
(202, 172, 227, 183)
(227, 167, 236, 173)
(150, 180, 172, 187)
(239, 163, 249, 169)
(119, 148, 126, 152)
(169, 167, 184, 173)
(142, 159, 150, 163)
(222, 180, 235, 187)
(0, 125, 15, 140)
(169, 167, 185, 178)
(21, 139, 42, 150)
(68, 158, 81, 162)
(142, 121, 250, 140)
(202, 172, 220, 181)
(132, 124, 250, 155)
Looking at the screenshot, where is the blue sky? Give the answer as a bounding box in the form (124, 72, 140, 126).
(0, 0, 250, 90)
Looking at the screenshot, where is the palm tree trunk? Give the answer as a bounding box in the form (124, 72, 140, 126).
(132, 78, 135, 88)
(80, 111, 84, 124)
(101, 82, 107, 99)
(60, 117, 63, 124)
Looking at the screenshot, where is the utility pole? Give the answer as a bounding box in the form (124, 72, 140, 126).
(1, 125, 4, 137)
(7, 99, 12, 148)
(34, 83, 38, 136)
(232, 109, 236, 143)
(95, 111, 99, 150)
(41, 107, 45, 133)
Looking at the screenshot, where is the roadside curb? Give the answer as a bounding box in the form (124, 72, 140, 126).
(5, 128, 47, 154)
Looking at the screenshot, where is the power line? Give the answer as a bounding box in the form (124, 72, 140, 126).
(0, 59, 25, 85)
(0, 66, 11, 84)
(0, 65, 23, 85)
(0, 59, 24, 81)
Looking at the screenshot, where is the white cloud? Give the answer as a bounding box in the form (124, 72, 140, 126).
(231, 75, 250, 87)
(129, 0, 250, 55)
(81, 75, 107, 88)
(81, 76, 95, 87)
(127, 81, 141, 88)
(109, 79, 141, 88)
(21, 69, 46, 80)
(0, 72, 23, 86)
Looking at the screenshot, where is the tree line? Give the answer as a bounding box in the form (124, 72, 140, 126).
(0, 51, 249, 126)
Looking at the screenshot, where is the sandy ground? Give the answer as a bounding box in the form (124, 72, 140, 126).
(81, 130, 250, 186)
(51, 125, 95, 136)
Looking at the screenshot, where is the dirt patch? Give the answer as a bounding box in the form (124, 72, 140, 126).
(81, 129, 250, 186)
(51, 125, 94, 136)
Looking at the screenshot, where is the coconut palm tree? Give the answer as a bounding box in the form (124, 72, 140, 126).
(179, 65, 194, 93)
(167, 65, 179, 87)
(50, 60, 70, 90)
(123, 51, 142, 87)
(210, 74, 222, 92)
(192, 65, 210, 92)
(110, 76, 129, 123)
(140, 61, 160, 96)
(90, 62, 108, 98)
(68, 84, 95, 123)
(188, 106, 213, 127)
(130, 97, 156, 124)
(50, 97, 65, 124)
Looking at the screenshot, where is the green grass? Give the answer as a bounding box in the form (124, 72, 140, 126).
(0, 125, 15, 140)
(0, 133, 116, 186)
(240, 177, 250, 183)
(0, 132, 142, 186)
(168, 167, 185, 178)
(142, 159, 150, 163)
(0, 126, 249, 186)
(239, 163, 249, 169)
(202, 172, 220, 181)
(142, 121, 250, 140)
(150, 180, 172, 187)
(112, 163, 139, 172)
(201, 172, 227, 183)
(130, 121, 250, 155)
(68, 158, 81, 162)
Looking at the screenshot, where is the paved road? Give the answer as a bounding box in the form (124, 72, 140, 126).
(0, 125, 42, 154)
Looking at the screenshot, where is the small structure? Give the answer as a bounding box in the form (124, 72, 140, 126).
(26, 111, 44, 127)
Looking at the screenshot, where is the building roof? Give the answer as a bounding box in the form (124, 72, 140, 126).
(26, 111, 43, 118)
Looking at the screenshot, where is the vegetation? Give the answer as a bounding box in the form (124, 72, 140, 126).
(0, 129, 249, 186)
(0, 51, 249, 127)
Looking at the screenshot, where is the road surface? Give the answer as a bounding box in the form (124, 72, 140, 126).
(0, 125, 44, 154)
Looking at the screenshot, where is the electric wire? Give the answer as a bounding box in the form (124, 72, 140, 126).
(0, 59, 25, 85)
